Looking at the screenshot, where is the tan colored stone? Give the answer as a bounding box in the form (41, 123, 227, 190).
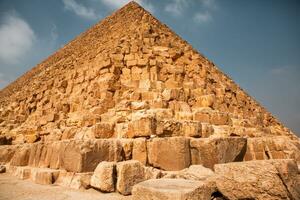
(10, 145, 31, 166)
(147, 137, 190, 171)
(127, 116, 156, 138)
(31, 168, 60, 185)
(132, 179, 216, 200)
(190, 137, 247, 169)
(214, 160, 294, 200)
(116, 160, 145, 195)
(93, 122, 115, 138)
(91, 161, 116, 192)
(132, 138, 147, 165)
(182, 121, 202, 137)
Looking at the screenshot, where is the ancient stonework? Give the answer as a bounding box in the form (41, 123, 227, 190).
(0, 1, 299, 199)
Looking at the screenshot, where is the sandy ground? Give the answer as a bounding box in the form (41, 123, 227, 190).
(0, 173, 132, 200)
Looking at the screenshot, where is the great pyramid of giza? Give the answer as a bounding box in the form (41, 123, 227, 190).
(0, 2, 299, 199)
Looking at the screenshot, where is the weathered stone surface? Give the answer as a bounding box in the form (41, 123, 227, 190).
(116, 160, 145, 195)
(162, 165, 215, 181)
(147, 137, 190, 171)
(10, 145, 31, 166)
(93, 122, 115, 139)
(214, 160, 296, 200)
(244, 136, 300, 164)
(91, 161, 116, 192)
(30, 168, 60, 185)
(0, 145, 16, 164)
(62, 139, 122, 172)
(132, 179, 216, 200)
(14, 166, 32, 180)
(132, 138, 147, 165)
(127, 116, 156, 138)
(190, 137, 247, 169)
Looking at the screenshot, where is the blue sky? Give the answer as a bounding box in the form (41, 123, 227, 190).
(0, 0, 299, 136)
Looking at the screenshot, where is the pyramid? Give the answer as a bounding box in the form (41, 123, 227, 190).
(0, 2, 299, 199)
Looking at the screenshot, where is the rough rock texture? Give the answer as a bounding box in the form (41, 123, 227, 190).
(190, 137, 247, 169)
(116, 160, 145, 195)
(132, 179, 216, 200)
(91, 161, 116, 192)
(147, 137, 190, 171)
(0, 1, 299, 199)
(214, 160, 300, 200)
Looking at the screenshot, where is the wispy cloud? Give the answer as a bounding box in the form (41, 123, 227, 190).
(0, 12, 36, 65)
(101, 0, 155, 13)
(165, 0, 188, 16)
(193, 11, 212, 23)
(270, 66, 293, 75)
(63, 0, 98, 20)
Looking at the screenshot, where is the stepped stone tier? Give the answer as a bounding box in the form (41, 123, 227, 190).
(0, 1, 299, 200)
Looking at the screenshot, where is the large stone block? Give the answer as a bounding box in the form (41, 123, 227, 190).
(127, 117, 156, 138)
(244, 136, 300, 163)
(214, 160, 297, 200)
(132, 179, 216, 200)
(147, 137, 190, 171)
(62, 139, 122, 172)
(31, 168, 60, 185)
(10, 145, 31, 166)
(91, 161, 116, 192)
(0, 145, 16, 164)
(190, 137, 247, 169)
(116, 160, 145, 195)
(93, 122, 115, 138)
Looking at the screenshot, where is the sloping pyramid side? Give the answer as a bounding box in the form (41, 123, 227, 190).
(0, 2, 296, 141)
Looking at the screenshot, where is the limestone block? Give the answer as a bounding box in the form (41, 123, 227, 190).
(132, 179, 215, 200)
(127, 60, 137, 67)
(214, 160, 294, 200)
(62, 139, 122, 172)
(127, 117, 156, 138)
(69, 172, 92, 189)
(132, 138, 147, 165)
(120, 139, 133, 160)
(14, 166, 32, 180)
(182, 121, 202, 137)
(156, 120, 182, 137)
(31, 168, 60, 185)
(91, 161, 116, 192)
(244, 136, 300, 163)
(194, 94, 215, 108)
(10, 145, 31, 166)
(0, 145, 16, 164)
(190, 137, 247, 169)
(116, 160, 145, 195)
(93, 122, 115, 138)
(147, 137, 190, 171)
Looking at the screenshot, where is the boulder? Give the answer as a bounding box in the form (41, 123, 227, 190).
(91, 161, 116, 192)
(132, 179, 216, 200)
(116, 160, 145, 195)
(190, 137, 247, 169)
(147, 137, 190, 171)
(214, 160, 296, 200)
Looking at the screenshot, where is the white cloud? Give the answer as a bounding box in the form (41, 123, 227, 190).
(165, 0, 188, 16)
(0, 12, 35, 65)
(200, 0, 217, 9)
(63, 0, 98, 20)
(101, 0, 155, 13)
(270, 66, 292, 75)
(194, 11, 212, 23)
